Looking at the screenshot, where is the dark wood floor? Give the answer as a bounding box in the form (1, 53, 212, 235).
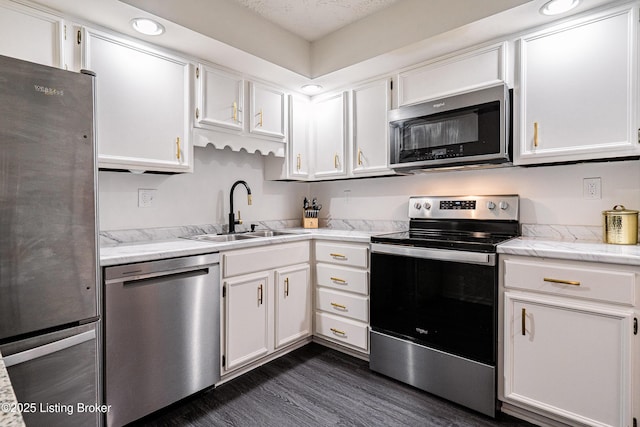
(136, 343, 536, 427)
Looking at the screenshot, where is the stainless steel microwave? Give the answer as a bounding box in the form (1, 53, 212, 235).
(389, 83, 511, 171)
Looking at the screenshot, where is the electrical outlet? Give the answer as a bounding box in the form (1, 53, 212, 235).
(583, 177, 601, 200)
(138, 189, 157, 208)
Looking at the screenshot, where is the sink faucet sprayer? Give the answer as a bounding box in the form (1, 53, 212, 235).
(229, 180, 252, 233)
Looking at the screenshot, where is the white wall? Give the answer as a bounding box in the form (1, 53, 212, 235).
(98, 146, 309, 231)
(309, 160, 640, 226)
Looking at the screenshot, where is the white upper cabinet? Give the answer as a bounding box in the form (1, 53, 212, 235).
(515, 5, 640, 165)
(82, 27, 192, 173)
(195, 64, 244, 132)
(249, 81, 286, 139)
(0, 0, 64, 68)
(350, 78, 392, 177)
(193, 63, 288, 156)
(288, 94, 311, 179)
(397, 42, 507, 106)
(312, 91, 348, 179)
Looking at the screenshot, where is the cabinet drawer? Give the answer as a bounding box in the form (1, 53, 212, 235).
(315, 241, 368, 268)
(314, 312, 368, 351)
(503, 258, 636, 305)
(223, 242, 309, 277)
(316, 288, 369, 322)
(316, 263, 368, 295)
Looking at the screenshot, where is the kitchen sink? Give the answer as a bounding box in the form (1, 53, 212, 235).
(244, 230, 296, 237)
(183, 233, 257, 242)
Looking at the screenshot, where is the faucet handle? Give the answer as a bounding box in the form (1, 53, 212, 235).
(237, 210, 242, 225)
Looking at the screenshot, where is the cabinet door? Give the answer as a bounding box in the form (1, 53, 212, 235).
(288, 94, 311, 179)
(224, 272, 270, 371)
(312, 91, 348, 179)
(516, 6, 639, 165)
(82, 28, 192, 173)
(274, 264, 311, 348)
(504, 292, 633, 427)
(0, 0, 63, 68)
(249, 82, 286, 139)
(351, 79, 392, 176)
(196, 64, 244, 132)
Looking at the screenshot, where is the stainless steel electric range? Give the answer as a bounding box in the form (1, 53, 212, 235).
(369, 195, 520, 417)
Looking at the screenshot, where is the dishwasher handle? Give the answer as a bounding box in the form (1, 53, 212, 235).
(104, 253, 220, 283)
(121, 268, 210, 287)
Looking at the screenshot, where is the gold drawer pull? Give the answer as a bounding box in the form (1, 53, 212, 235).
(533, 122, 539, 147)
(330, 302, 347, 310)
(521, 308, 526, 336)
(334, 153, 339, 169)
(233, 101, 238, 122)
(330, 328, 346, 336)
(284, 277, 289, 297)
(258, 284, 263, 305)
(330, 277, 347, 284)
(329, 253, 346, 259)
(296, 154, 301, 171)
(175, 137, 181, 160)
(544, 277, 581, 286)
(357, 148, 363, 165)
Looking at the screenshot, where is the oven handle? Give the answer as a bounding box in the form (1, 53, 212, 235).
(370, 243, 495, 266)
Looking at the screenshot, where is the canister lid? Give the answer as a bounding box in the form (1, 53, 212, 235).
(602, 205, 639, 215)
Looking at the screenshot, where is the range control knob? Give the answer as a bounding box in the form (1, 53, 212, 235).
(487, 201, 496, 210)
(414, 202, 422, 210)
(499, 201, 509, 210)
(424, 202, 432, 210)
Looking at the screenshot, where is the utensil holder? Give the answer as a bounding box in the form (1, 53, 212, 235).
(302, 209, 319, 229)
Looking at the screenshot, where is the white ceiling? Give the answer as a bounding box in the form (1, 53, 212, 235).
(230, 0, 402, 41)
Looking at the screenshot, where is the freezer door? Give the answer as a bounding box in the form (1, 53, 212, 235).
(0, 55, 98, 340)
(1, 323, 99, 427)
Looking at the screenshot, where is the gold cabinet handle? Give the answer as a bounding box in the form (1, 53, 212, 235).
(195, 66, 199, 79)
(296, 154, 301, 171)
(195, 107, 200, 120)
(521, 307, 526, 336)
(258, 283, 263, 305)
(330, 277, 346, 284)
(330, 302, 347, 310)
(329, 253, 346, 259)
(330, 328, 346, 336)
(284, 277, 289, 297)
(258, 108, 263, 127)
(544, 277, 581, 286)
(176, 137, 181, 160)
(233, 101, 238, 122)
(334, 153, 339, 169)
(533, 122, 539, 147)
(357, 148, 363, 166)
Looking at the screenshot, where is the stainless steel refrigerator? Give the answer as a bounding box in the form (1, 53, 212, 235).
(0, 54, 100, 427)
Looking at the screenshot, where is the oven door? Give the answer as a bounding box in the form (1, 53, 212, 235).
(370, 243, 497, 366)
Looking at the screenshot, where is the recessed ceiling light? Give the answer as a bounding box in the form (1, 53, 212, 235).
(540, 0, 580, 16)
(130, 18, 165, 36)
(301, 84, 323, 94)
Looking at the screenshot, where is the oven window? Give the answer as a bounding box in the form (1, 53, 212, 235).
(370, 252, 496, 365)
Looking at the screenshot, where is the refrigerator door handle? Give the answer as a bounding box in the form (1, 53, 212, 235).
(3, 330, 95, 367)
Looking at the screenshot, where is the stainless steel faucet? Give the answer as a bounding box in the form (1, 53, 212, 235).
(228, 180, 252, 233)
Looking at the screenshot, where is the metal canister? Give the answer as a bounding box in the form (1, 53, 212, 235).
(602, 205, 638, 245)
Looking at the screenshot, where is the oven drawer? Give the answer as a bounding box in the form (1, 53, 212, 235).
(316, 263, 368, 295)
(316, 288, 369, 322)
(503, 257, 636, 306)
(315, 242, 368, 268)
(315, 312, 368, 351)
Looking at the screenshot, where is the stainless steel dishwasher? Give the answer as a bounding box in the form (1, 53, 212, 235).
(103, 253, 220, 427)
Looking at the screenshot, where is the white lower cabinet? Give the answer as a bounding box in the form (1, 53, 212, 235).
(500, 255, 639, 427)
(221, 242, 311, 374)
(314, 240, 370, 354)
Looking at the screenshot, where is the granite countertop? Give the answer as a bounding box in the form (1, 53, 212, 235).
(498, 237, 640, 266)
(100, 228, 377, 266)
(0, 352, 25, 427)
